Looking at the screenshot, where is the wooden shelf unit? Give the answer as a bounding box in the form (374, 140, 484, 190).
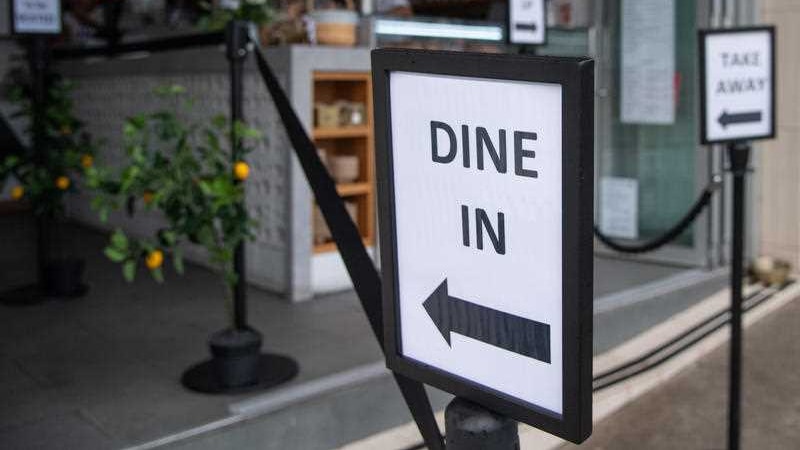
(313, 126, 370, 140)
(312, 71, 375, 254)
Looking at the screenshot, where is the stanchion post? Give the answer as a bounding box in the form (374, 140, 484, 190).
(726, 140, 750, 450)
(226, 20, 250, 330)
(29, 35, 49, 285)
(445, 397, 520, 450)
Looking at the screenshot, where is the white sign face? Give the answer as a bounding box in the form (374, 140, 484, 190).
(600, 177, 638, 240)
(13, 0, 62, 34)
(620, 0, 675, 125)
(390, 72, 564, 414)
(509, 0, 546, 45)
(701, 28, 774, 144)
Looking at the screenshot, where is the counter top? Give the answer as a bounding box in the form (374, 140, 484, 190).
(56, 44, 372, 78)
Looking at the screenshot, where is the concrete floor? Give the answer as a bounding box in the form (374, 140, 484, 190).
(561, 293, 800, 450)
(0, 222, 708, 449)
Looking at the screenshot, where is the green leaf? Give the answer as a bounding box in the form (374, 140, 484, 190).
(158, 229, 177, 246)
(151, 267, 164, 283)
(104, 247, 127, 263)
(111, 230, 129, 251)
(122, 260, 136, 282)
(173, 248, 185, 275)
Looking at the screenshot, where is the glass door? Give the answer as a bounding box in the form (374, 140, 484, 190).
(593, 0, 715, 267)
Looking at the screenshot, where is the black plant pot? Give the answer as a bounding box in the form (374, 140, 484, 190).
(43, 257, 87, 298)
(209, 327, 263, 389)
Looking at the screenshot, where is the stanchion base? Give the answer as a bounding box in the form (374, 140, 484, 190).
(0, 283, 90, 307)
(0, 284, 48, 307)
(181, 354, 299, 394)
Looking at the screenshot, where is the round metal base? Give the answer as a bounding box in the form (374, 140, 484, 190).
(0, 284, 47, 307)
(181, 354, 299, 394)
(0, 283, 89, 307)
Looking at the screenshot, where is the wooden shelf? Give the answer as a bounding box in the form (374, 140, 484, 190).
(336, 182, 371, 197)
(313, 238, 373, 254)
(312, 70, 375, 254)
(313, 126, 370, 140)
(314, 72, 372, 82)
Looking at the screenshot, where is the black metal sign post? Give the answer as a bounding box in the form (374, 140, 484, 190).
(726, 141, 750, 450)
(30, 35, 49, 291)
(446, 398, 519, 450)
(0, 1, 61, 305)
(373, 49, 594, 444)
(699, 27, 775, 450)
(226, 20, 249, 332)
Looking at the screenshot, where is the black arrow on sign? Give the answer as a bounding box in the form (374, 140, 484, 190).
(423, 279, 551, 364)
(718, 110, 762, 128)
(514, 23, 538, 32)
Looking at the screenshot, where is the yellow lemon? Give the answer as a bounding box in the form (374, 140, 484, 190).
(145, 250, 164, 270)
(80, 154, 94, 169)
(142, 191, 155, 205)
(233, 161, 250, 181)
(11, 185, 24, 200)
(55, 176, 71, 190)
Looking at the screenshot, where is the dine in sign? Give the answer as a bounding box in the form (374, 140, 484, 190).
(372, 49, 594, 443)
(700, 27, 775, 144)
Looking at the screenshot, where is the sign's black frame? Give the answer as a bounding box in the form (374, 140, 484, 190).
(507, 0, 548, 46)
(372, 49, 594, 444)
(10, 0, 63, 36)
(698, 26, 776, 145)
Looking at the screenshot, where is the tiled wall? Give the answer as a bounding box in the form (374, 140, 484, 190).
(64, 69, 292, 295)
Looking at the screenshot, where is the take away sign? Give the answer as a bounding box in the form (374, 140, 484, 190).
(372, 49, 594, 443)
(700, 27, 776, 144)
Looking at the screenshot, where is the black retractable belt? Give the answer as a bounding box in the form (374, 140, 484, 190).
(250, 42, 444, 450)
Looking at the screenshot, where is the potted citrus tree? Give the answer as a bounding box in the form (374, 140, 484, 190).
(87, 85, 263, 388)
(1, 68, 97, 298)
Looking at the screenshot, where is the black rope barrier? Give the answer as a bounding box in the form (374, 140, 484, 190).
(594, 175, 723, 254)
(249, 40, 445, 450)
(51, 31, 225, 60)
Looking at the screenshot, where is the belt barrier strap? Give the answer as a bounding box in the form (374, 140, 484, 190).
(251, 44, 444, 450)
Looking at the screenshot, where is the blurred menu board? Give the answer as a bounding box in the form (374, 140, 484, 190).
(620, 0, 675, 125)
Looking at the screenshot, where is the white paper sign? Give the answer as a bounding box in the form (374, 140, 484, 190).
(509, 0, 546, 45)
(701, 28, 774, 144)
(390, 72, 564, 414)
(600, 177, 638, 240)
(13, 0, 62, 34)
(620, 0, 675, 125)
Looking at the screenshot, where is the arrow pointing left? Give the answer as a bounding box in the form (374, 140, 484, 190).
(515, 23, 538, 32)
(423, 279, 551, 364)
(718, 110, 762, 128)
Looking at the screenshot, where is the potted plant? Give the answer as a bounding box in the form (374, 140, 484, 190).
(87, 85, 264, 388)
(1, 68, 97, 298)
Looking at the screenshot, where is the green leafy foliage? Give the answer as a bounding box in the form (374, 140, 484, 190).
(88, 86, 260, 314)
(0, 68, 99, 217)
